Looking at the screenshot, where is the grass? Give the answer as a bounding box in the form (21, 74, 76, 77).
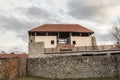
(19, 77, 120, 80)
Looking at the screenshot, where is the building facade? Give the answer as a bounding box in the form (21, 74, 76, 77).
(28, 24, 96, 51)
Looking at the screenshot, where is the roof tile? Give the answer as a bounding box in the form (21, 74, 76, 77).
(29, 24, 94, 33)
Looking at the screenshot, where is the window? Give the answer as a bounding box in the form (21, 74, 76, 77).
(81, 33, 89, 36)
(48, 32, 57, 36)
(72, 32, 80, 36)
(30, 40, 33, 43)
(51, 40, 54, 45)
(36, 32, 46, 36)
(73, 41, 76, 45)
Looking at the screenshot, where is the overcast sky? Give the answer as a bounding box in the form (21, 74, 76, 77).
(0, 0, 120, 53)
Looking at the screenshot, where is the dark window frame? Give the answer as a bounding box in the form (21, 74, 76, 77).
(51, 40, 54, 45)
(73, 41, 76, 45)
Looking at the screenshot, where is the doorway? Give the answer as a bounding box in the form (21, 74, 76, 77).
(58, 32, 70, 44)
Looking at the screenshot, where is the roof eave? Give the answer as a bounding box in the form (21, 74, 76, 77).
(28, 31, 94, 33)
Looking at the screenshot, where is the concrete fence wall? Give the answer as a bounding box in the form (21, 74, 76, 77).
(0, 58, 27, 80)
(27, 54, 120, 79)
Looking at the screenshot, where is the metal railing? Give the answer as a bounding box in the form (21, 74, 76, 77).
(44, 45, 120, 53)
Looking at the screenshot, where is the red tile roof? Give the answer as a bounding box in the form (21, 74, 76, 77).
(0, 54, 28, 58)
(29, 24, 94, 33)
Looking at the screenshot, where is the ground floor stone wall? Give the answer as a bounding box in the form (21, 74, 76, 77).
(27, 54, 120, 79)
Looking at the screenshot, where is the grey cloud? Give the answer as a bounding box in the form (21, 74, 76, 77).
(25, 6, 51, 19)
(106, 0, 120, 7)
(8, 46, 25, 53)
(67, 0, 120, 22)
(0, 15, 41, 32)
(96, 33, 115, 42)
(0, 15, 41, 41)
(83, 23, 116, 44)
(0, 5, 64, 42)
(18, 6, 63, 23)
(20, 6, 53, 21)
(67, 0, 103, 20)
(0, 7, 62, 42)
(93, 27, 116, 44)
(112, 16, 120, 26)
(17, 33, 28, 42)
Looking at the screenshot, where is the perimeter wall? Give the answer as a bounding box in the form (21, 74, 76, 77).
(27, 54, 120, 78)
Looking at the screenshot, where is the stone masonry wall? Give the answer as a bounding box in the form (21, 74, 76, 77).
(19, 58, 27, 77)
(0, 58, 27, 80)
(27, 54, 120, 79)
(0, 60, 4, 79)
(29, 42, 44, 58)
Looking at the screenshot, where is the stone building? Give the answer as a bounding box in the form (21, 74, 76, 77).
(28, 24, 96, 57)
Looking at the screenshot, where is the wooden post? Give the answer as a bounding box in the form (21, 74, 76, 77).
(85, 46, 87, 51)
(35, 32, 36, 36)
(69, 32, 72, 44)
(52, 48, 53, 53)
(57, 32, 59, 44)
(58, 32, 59, 38)
(77, 47, 79, 51)
(46, 32, 48, 36)
(102, 45, 104, 50)
(80, 33, 81, 36)
(111, 45, 113, 50)
(44, 48, 46, 53)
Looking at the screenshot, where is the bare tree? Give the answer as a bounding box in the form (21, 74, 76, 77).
(112, 26, 120, 44)
(112, 17, 120, 44)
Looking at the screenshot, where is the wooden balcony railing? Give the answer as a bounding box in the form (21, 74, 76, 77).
(44, 45, 120, 53)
